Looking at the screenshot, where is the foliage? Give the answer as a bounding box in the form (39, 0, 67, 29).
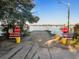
(74, 23, 79, 33)
(0, 0, 39, 25)
(74, 23, 79, 40)
(0, 0, 39, 36)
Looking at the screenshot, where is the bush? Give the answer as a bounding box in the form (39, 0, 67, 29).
(74, 23, 79, 40)
(21, 30, 30, 37)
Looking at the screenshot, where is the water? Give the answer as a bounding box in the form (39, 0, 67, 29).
(29, 25, 74, 35)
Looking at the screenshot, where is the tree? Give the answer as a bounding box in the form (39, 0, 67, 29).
(0, 0, 39, 32)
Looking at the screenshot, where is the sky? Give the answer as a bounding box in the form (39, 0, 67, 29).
(32, 0, 79, 24)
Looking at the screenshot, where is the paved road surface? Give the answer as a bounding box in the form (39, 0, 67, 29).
(0, 31, 79, 59)
(0, 40, 17, 57)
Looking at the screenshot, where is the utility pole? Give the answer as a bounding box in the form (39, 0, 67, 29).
(57, 0, 70, 34)
(68, 0, 70, 35)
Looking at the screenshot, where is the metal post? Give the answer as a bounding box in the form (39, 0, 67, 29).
(68, 0, 70, 35)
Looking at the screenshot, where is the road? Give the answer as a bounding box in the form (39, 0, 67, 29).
(0, 31, 79, 59)
(0, 40, 17, 57)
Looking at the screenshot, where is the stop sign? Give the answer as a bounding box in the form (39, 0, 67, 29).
(61, 26, 68, 33)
